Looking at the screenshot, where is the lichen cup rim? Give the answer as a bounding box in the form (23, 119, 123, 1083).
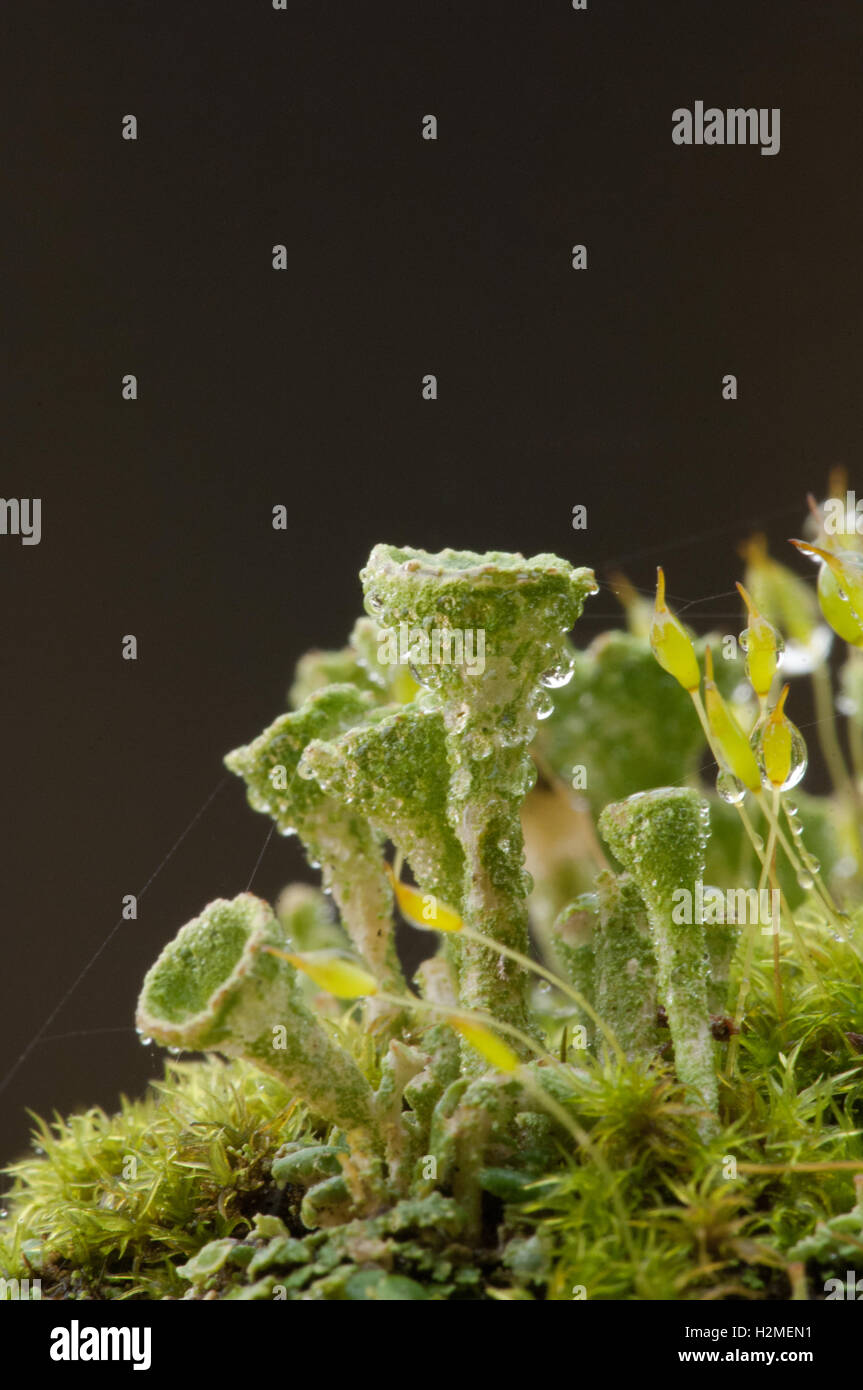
(136, 893, 280, 1051)
(363, 542, 597, 593)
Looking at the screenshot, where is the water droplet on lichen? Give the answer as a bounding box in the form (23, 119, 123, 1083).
(539, 652, 575, 689)
(408, 663, 431, 689)
(533, 691, 555, 720)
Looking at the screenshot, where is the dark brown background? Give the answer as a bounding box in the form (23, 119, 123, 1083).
(2, 0, 862, 1167)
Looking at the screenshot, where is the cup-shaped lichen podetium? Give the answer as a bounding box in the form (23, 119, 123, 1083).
(225, 685, 404, 1001)
(136, 894, 382, 1154)
(361, 545, 597, 1050)
(598, 788, 718, 1136)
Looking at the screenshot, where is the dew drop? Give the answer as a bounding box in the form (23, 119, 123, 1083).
(539, 651, 575, 689)
(533, 691, 555, 720)
(751, 718, 808, 792)
(716, 770, 745, 804)
(519, 763, 538, 795)
(408, 663, 431, 689)
(796, 870, 814, 891)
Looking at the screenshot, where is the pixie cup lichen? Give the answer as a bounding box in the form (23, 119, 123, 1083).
(11, 509, 863, 1303)
(360, 545, 597, 1050)
(599, 788, 718, 1135)
(136, 894, 382, 1153)
(224, 685, 405, 1004)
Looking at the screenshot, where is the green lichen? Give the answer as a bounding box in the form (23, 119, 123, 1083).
(361, 545, 597, 1049)
(5, 520, 863, 1302)
(225, 685, 404, 999)
(599, 788, 718, 1135)
(136, 895, 382, 1154)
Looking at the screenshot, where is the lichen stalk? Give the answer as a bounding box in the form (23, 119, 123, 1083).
(360, 545, 596, 1057)
(599, 788, 719, 1137)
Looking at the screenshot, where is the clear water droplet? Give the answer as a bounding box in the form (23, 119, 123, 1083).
(451, 707, 469, 734)
(364, 590, 385, 618)
(751, 717, 808, 792)
(533, 691, 555, 720)
(796, 870, 814, 891)
(716, 770, 745, 805)
(539, 651, 575, 689)
(408, 663, 431, 689)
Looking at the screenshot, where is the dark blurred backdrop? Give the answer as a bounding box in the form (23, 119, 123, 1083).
(2, 0, 862, 1165)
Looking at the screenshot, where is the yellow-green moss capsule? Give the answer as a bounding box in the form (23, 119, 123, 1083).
(740, 534, 820, 646)
(703, 648, 761, 793)
(793, 539, 863, 647)
(449, 1018, 520, 1074)
(265, 947, 379, 999)
(751, 685, 808, 792)
(736, 582, 782, 698)
(386, 866, 463, 933)
(791, 541, 863, 631)
(818, 562, 863, 646)
(649, 568, 701, 692)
